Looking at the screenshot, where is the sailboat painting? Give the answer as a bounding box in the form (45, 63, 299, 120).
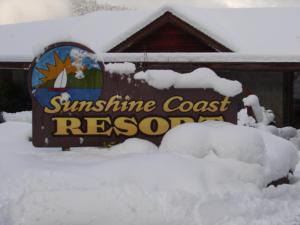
(31, 44, 103, 108)
(50, 69, 68, 91)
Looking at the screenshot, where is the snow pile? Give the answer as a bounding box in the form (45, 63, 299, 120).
(160, 122, 299, 185)
(0, 121, 300, 224)
(110, 138, 158, 154)
(75, 70, 85, 79)
(134, 69, 178, 89)
(280, 127, 298, 140)
(242, 95, 264, 123)
(262, 130, 299, 182)
(291, 131, 300, 151)
(209, 123, 266, 166)
(59, 92, 71, 104)
(237, 108, 256, 127)
(2, 111, 32, 123)
(134, 68, 242, 97)
(238, 95, 300, 149)
(160, 122, 265, 165)
(105, 62, 136, 75)
(242, 95, 275, 125)
(70, 48, 98, 67)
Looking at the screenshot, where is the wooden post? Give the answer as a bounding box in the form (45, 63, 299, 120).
(283, 72, 294, 126)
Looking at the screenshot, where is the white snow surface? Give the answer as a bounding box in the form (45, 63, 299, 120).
(1, 121, 300, 225)
(237, 108, 256, 127)
(238, 95, 298, 144)
(160, 122, 299, 185)
(262, 130, 299, 183)
(59, 92, 71, 104)
(243, 95, 264, 123)
(134, 68, 242, 97)
(2, 5, 300, 61)
(242, 95, 276, 126)
(99, 53, 300, 63)
(105, 62, 136, 75)
(2, 111, 32, 123)
(110, 138, 158, 154)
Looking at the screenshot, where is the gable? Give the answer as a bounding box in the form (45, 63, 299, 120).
(109, 12, 232, 53)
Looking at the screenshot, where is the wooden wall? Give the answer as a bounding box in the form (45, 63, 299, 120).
(124, 23, 216, 52)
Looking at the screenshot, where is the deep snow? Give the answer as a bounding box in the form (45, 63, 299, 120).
(0, 121, 300, 225)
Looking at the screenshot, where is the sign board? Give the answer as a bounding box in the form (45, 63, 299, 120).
(29, 42, 243, 148)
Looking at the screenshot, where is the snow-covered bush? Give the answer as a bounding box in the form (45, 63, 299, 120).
(238, 95, 299, 146)
(160, 122, 266, 166)
(160, 121, 299, 185)
(159, 123, 212, 158)
(262, 129, 299, 182)
(238, 95, 275, 126)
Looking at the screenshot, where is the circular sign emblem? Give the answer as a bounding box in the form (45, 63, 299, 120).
(30, 42, 103, 108)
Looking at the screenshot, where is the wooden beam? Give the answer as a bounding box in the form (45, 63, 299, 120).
(1, 61, 300, 72)
(0, 62, 30, 70)
(138, 62, 300, 72)
(165, 12, 232, 52)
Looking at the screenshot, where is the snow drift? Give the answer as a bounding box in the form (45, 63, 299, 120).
(160, 121, 299, 185)
(0, 121, 299, 225)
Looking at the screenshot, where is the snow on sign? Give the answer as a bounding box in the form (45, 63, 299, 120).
(29, 42, 243, 148)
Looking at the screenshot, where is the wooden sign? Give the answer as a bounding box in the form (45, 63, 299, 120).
(29, 42, 243, 148)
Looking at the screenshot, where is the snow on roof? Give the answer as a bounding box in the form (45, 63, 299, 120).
(0, 4, 300, 62)
(100, 53, 300, 63)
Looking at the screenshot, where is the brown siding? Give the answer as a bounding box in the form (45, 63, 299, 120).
(109, 12, 232, 53)
(125, 22, 216, 52)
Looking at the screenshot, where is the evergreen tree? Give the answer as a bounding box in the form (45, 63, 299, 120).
(71, 0, 129, 16)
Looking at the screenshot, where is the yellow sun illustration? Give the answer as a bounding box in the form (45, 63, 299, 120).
(37, 52, 77, 83)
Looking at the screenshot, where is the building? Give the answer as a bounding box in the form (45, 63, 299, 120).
(0, 4, 300, 127)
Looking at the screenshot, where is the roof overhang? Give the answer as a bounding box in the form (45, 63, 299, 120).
(108, 11, 233, 53)
(2, 53, 300, 71)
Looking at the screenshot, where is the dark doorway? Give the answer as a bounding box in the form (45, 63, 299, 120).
(0, 69, 31, 112)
